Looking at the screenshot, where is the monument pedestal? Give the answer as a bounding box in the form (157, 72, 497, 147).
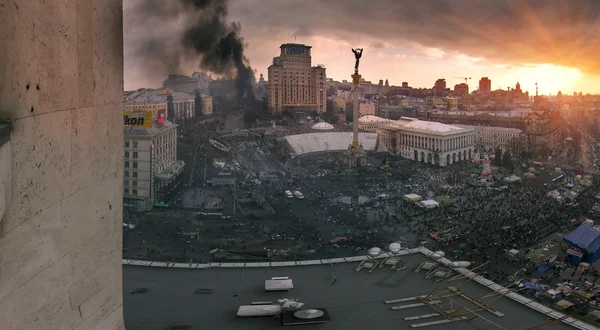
(346, 144, 367, 168)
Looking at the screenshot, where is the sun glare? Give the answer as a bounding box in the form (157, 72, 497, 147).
(513, 64, 583, 94)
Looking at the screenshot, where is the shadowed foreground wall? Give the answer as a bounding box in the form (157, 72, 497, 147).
(0, 1, 125, 329)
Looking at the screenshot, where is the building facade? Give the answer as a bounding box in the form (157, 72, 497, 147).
(456, 125, 525, 154)
(267, 43, 327, 113)
(124, 120, 185, 212)
(125, 88, 213, 125)
(373, 117, 475, 166)
(162, 72, 211, 94)
(479, 77, 491, 94)
(428, 110, 564, 156)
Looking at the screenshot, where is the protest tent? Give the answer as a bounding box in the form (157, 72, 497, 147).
(404, 194, 422, 202)
(420, 199, 440, 209)
(563, 223, 600, 264)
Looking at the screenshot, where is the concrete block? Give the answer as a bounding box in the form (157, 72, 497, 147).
(15, 291, 82, 330)
(91, 0, 123, 106)
(74, 301, 124, 330)
(70, 104, 123, 193)
(0, 1, 79, 119)
(78, 278, 122, 321)
(68, 220, 121, 310)
(1, 111, 71, 235)
(0, 255, 73, 329)
(58, 173, 122, 257)
(0, 202, 62, 303)
(90, 305, 125, 330)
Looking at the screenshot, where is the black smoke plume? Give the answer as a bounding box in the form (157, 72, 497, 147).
(128, 0, 255, 101)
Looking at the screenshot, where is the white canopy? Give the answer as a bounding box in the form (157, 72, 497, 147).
(404, 194, 422, 202)
(311, 122, 334, 130)
(504, 175, 521, 183)
(420, 199, 440, 208)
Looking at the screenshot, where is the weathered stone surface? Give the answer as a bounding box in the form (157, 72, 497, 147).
(0, 0, 124, 329)
(70, 105, 123, 194)
(1, 111, 72, 236)
(0, 256, 74, 329)
(0, 202, 62, 303)
(0, 0, 79, 119)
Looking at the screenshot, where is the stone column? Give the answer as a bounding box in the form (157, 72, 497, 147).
(0, 2, 125, 329)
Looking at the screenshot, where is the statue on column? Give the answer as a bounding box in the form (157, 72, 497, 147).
(352, 48, 363, 73)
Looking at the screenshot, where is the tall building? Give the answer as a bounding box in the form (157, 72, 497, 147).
(434, 79, 447, 92)
(0, 2, 124, 329)
(454, 83, 469, 96)
(124, 120, 184, 212)
(479, 77, 491, 94)
(267, 43, 327, 113)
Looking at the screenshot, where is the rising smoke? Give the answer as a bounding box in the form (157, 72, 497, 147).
(128, 0, 255, 100)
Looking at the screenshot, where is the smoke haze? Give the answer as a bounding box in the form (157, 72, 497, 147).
(126, 0, 255, 100)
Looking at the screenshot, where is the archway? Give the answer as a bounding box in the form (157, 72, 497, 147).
(446, 154, 451, 165)
(434, 154, 440, 165)
(452, 153, 457, 163)
(463, 150, 467, 162)
(427, 153, 432, 164)
(413, 149, 418, 161)
(468, 149, 472, 160)
(420, 151, 425, 163)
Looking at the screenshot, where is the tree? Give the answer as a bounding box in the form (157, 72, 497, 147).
(494, 148, 503, 166)
(329, 115, 339, 125)
(502, 150, 513, 169)
(345, 110, 353, 122)
(326, 99, 334, 115)
(195, 91, 204, 118)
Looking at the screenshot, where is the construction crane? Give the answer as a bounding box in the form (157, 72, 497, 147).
(453, 77, 472, 84)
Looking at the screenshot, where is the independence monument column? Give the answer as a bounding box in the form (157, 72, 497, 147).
(346, 48, 367, 168)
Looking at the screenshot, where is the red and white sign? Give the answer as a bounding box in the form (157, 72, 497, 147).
(567, 248, 583, 258)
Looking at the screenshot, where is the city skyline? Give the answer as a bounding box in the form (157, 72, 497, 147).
(124, 0, 600, 95)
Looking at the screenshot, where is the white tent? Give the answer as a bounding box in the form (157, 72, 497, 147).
(504, 175, 521, 183)
(420, 199, 439, 209)
(404, 194, 422, 202)
(311, 122, 334, 131)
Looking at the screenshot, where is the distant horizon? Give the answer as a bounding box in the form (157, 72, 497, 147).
(124, 0, 600, 95)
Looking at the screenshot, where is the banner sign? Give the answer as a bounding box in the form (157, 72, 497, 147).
(124, 111, 152, 127)
(567, 248, 583, 258)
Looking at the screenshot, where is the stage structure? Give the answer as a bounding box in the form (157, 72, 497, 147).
(346, 48, 368, 168)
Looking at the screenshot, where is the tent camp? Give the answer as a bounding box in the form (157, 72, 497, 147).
(563, 223, 600, 264)
(404, 194, 422, 202)
(420, 199, 440, 209)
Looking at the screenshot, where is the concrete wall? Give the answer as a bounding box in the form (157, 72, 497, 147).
(0, 1, 124, 329)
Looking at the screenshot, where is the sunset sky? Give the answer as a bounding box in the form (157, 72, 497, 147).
(124, 0, 600, 95)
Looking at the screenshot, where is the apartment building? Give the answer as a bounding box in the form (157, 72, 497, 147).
(123, 120, 184, 212)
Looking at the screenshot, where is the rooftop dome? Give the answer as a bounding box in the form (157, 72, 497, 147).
(358, 115, 389, 124)
(311, 122, 334, 130)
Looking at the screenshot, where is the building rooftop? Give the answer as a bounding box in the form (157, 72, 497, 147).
(123, 251, 587, 330)
(156, 160, 185, 181)
(375, 117, 472, 135)
(124, 120, 177, 138)
(125, 88, 208, 105)
(454, 124, 523, 134)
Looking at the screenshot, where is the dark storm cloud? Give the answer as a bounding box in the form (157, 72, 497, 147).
(227, 0, 600, 74)
(125, 0, 255, 99)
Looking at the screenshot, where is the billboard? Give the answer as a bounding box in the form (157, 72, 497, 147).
(157, 109, 166, 124)
(124, 111, 152, 127)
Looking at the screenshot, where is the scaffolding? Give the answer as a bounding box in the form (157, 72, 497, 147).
(384, 261, 529, 329)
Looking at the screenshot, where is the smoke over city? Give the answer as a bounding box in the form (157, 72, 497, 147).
(126, 0, 255, 100)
